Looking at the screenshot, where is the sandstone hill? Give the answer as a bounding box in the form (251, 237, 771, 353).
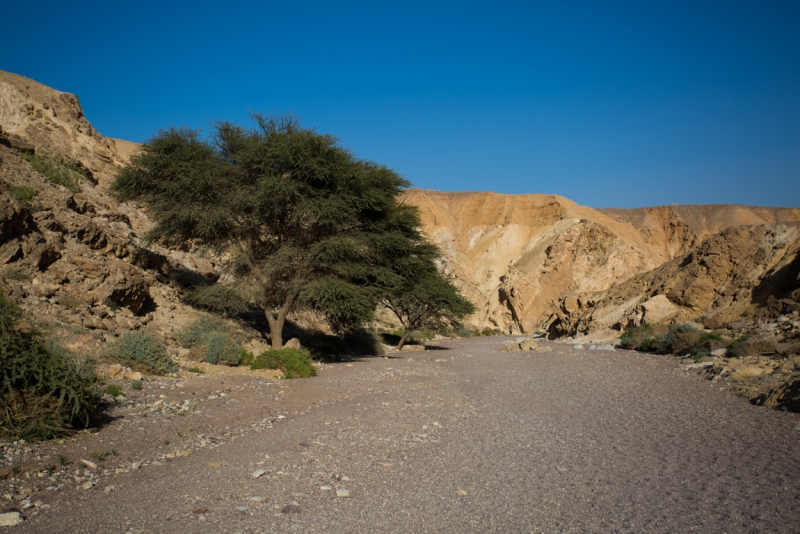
(404, 189, 800, 336)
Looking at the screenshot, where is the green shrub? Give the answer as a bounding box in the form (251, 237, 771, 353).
(177, 317, 242, 366)
(104, 384, 124, 397)
(0, 295, 97, 441)
(103, 297, 121, 312)
(130, 380, 142, 390)
(251, 348, 317, 379)
(619, 323, 654, 349)
(238, 349, 254, 367)
(698, 332, 723, 343)
(203, 330, 242, 365)
(187, 366, 205, 374)
(651, 323, 699, 354)
(305, 333, 344, 359)
(105, 330, 177, 375)
(189, 284, 248, 315)
(454, 326, 471, 338)
(2, 267, 30, 282)
(8, 185, 35, 204)
(22, 152, 86, 193)
(343, 330, 385, 356)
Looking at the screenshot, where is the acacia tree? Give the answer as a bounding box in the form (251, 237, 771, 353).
(113, 115, 423, 348)
(380, 247, 475, 349)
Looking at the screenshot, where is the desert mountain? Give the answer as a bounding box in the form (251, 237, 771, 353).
(405, 189, 800, 337)
(2, 69, 799, 348)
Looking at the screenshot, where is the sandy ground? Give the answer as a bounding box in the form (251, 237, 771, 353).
(6, 337, 800, 533)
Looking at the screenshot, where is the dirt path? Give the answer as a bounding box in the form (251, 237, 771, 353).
(10, 338, 800, 533)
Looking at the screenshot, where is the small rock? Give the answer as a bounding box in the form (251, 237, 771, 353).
(710, 348, 727, 357)
(281, 504, 301, 514)
(81, 481, 94, 490)
(454, 489, 467, 496)
(236, 506, 248, 511)
(320, 485, 332, 490)
(104, 485, 115, 493)
(248, 496, 263, 502)
(0, 512, 23, 526)
(251, 469, 266, 478)
(192, 507, 208, 515)
(573, 344, 584, 350)
(130, 462, 141, 470)
(208, 462, 222, 468)
(336, 488, 350, 498)
(81, 459, 98, 470)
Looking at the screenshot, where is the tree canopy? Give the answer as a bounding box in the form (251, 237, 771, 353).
(114, 115, 471, 348)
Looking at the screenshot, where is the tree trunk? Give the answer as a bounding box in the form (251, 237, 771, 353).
(265, 296, 295, 350)
(396, 329, 411, 350)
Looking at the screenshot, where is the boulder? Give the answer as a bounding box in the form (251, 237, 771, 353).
(283, 338, 302, 350)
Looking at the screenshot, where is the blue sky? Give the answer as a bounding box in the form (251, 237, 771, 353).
(3, 1, 798, 208)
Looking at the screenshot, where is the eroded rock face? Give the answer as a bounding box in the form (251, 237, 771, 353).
(543, 224, 800, 339)
(403, 189, 800, 334)
(0, 71, 134, 186)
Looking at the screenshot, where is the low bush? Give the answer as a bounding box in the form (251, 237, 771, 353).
(651, 323, 699, 354)
(105, 330, 177, 375)
(103, 297, 121, 312)
(187, 366, 205, 374)
(177, 317, 242, 366)
(619, 324, 654, 350)
(343, 330, 384, 356)
(0, 295, 97, 441)
(251, 348, 317, 379)
(8, 185, 35, 204)
(238, 349, 254, 367)
(130, 380, 142, 390)
(104, 384, 124, 397)
(454, 326, 471, 338)
(22, 152, 87, 194)
(189, 284, 248, 315)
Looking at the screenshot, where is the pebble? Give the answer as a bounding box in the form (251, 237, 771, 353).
(236, 506, 248, 511)
(320, 485, 332, 490)
(104, 485, 116, 493)
(248, 496, 263, 502)
(455, 489, 467, 496)
(81, 481, 94, 490)
(130, 462, 141, 470)
(251, 469, 266, 478)
(336, 488, 350, 498)
(81, 459, 98, 470)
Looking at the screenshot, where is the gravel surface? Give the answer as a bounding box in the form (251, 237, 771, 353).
(11, 338, 800, 533)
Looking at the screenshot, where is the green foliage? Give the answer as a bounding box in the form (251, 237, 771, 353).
(103, 298, 121, 312)
(343, 330, 385, 356)
(381, 268, 475, 348)
(130, 380, 142, 390)
(698, 332, 724, 342)
(105, 330, 177, 375)
(454, 326, 472, 338)
(22, 152, 86, 193)
(187, 366, 205, 374)
(189, 284, 248, 315)
(177, 317, 242, 366)
(58, 454, 70, 466)
(238, 349, 254, 367)
(1, 266, 30, 282)
(0, 295, 97, 441)
(8, 185, 35, 204)
(112, 115, 432, 348)
(103, 384, 124, 397)
(251, 348, 317, 379)
(481, 328, 501, 336)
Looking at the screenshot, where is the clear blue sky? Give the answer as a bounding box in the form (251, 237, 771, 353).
(3, 1, 798, 208)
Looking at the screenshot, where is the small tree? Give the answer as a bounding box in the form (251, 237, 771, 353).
(380, 255, 475, 349)
(113, 115, 420, 348)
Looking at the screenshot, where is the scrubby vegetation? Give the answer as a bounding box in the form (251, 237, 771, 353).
(304, 330, 384, 360)
(178, 317, 242, 366)
(0, 295, 97, 441)
(22, 152, 87, 193)
(8, 185, 35, 204)
(250, 348, 317, 378)
(620, 322, 731, 360)
(105, 330, 177, 375)
(189, 284, 248, 315)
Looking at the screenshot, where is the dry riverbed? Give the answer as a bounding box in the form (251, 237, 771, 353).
(2, 337, 799, 532)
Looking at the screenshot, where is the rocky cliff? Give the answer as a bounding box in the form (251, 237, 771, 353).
(403, 189, 800, 335)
